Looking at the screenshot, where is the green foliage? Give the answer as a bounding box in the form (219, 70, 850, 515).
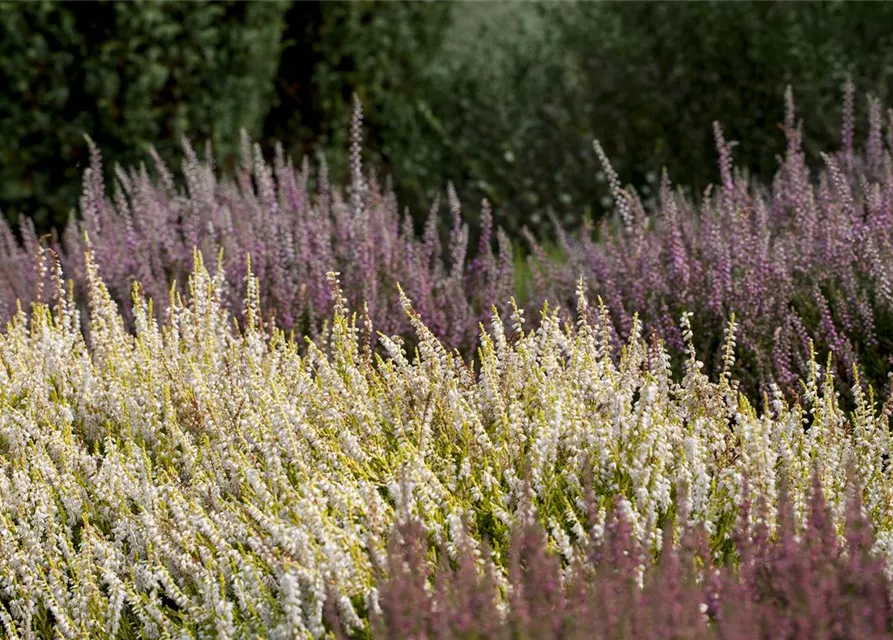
(9, 1, 893, 243)
(561, 1, 893, 203)
(410, 1, 893, 236)
(418, 5, 584, 235)
(264, 1, 450, 202)
(0, 0, 286, 229)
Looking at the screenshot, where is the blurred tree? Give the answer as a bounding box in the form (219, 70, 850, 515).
(263, 0, 450, 218)
(0, 0, 287, 230)
(409, 1, 893, 236)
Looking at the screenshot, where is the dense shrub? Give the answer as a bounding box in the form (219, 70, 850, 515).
(373, 474, 891, 639)
(0, 0, 286, 229)
(555, 2, 893, 206)
(1, 254, 892, 637)
(525, 88, 893, 399)
(6, 90, 893, 400)
(415, 3, 593, 235)
(264, 0, 450, 209)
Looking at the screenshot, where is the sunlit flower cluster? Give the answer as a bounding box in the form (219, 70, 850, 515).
(1, 250, 892, 637)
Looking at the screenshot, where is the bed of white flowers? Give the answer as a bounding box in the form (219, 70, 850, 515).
(2, 248, 893, 639)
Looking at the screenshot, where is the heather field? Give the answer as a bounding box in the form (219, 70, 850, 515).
(5, 88, 893, 638)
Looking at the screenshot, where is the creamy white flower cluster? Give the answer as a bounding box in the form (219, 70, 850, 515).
(0, 251, 890, 638)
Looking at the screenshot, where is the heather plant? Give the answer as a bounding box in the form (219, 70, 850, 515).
(0, 98, 515, 354)
(2, 253, 893, 637)
(371, 474, 892, 639)
(525, 86, 893, 399)
(8, 88, 893, 404)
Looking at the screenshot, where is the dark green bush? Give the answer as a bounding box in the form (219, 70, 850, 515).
(263, 0, 450, 208)
(560, 2, 893, 205)
(0, 0, 287, 230)
(411, 2, 893, 236)
(416, 5, 582, 234)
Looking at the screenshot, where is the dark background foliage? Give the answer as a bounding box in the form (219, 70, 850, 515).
(0, 0, 286, 231)
(4, 1, 893, 238)
(419, 1, 893, 236)
(264, 0, 450, 204)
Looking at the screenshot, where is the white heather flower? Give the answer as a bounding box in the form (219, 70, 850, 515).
(550, 518, 574, 562)
(5, 250, 893, 638)
(279, 571, 308, 638)
(338, 595, 363, 634)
